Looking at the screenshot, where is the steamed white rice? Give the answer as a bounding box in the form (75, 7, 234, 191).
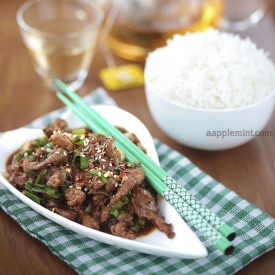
(145, 28, 275, 109)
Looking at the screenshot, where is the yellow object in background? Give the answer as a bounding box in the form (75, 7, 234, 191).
(99, 64, 144, 91)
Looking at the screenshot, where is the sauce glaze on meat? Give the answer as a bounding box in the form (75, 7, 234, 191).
(6, 118, 175, 240)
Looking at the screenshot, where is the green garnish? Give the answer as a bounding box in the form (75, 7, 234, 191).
(25, 182, 44, 193)
(32, 136, 48, 147)
(72, 128, 85, 135)
(109, 196, 129, 218)
(80, 156, 90, 169)
(72, 150, 90, 169)
(29, 155, 36, 162)
(23, 190, 43, 204)
(25, 181, 64, 199)
(41, 168, 48, 175)
(44, 186, 63, 198)
(26, 170, 37, 177)
(134, 218, 146, 235)
(74, 139, 85, 146)
(35, 175, 44, 185)
(14, 153, 24, 162)
(89, 170, 109, 184)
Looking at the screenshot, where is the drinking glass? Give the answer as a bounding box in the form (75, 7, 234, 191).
(220, 0, 266, 31)
(104, 0, 224, 62)
(17, 0, 104, 91)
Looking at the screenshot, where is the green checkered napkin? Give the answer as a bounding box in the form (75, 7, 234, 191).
(1, 88, 275, 275)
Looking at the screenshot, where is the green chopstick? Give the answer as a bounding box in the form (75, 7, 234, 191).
(54, 79, 236, 241)
(55, 79, 235, 254)
(56, 91, 234, 255)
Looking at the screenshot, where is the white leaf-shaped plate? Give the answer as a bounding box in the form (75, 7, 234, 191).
(0, 105, 207, 259)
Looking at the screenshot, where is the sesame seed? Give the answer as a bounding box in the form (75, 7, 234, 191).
(84, 138, 89, 146)
(104, 172, 109, 177)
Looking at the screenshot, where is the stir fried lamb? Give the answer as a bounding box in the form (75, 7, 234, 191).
(6, 118, 175, 240)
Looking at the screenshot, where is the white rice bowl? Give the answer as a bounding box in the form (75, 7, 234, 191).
(144, 28, 275, 150)
(145, 28, 275, 109)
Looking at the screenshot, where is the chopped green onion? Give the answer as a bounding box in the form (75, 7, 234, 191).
(44, 186, 63, 198)
(23, 150, 34, 156)
(26, 170, 37, 177)
(61, 172, 67, 179)
(32, 136, 48, 147)
(134, 222, 140, 234)
(35, 175, 44, 185)
(72, 150, 81, 162)
(110, 207, 119, 217)
(80, 156, 89, 169)
(23, 190, 42, 204)
(109, 196, 129, 217)
(138, 218, 146, 227)
(74, 139, 85, 146)
(43, 142, 55, 151)
(25, 182, 44, 193)
(14, 153, 24, 162)
(72, 128, 85, 135)
(89, 170, 109, 184)
(133, 218, 146, 235)
(73, 150, 90, 170)
(41, 168, 48, 175)
(29, 155, 36, 162)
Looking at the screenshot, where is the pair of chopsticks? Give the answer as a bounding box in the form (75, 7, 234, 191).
(54, 79, 236, 255)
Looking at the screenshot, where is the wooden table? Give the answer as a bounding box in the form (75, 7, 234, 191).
(1, 0, 275, 274)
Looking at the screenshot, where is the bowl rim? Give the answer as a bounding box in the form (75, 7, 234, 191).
(144, 73, 275, 113)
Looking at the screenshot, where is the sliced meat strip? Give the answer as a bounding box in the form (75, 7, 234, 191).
(9, 172, 31, 189)
(101, 206, 110, 223)
(50, 132, 74, 151)
(47, 167, 68, 187)
(77, 207, 100, 230)
(110, 167, 144, 205)
(105, 176, 119, 193)
(19, 156, 47, 172)
(65, 188, 86, 207)
(105, 138, 124, 161)
(45, 201, 79, 221)
(110, 222, 136, 240)
(132, 187, 175, 239)
(43, 118, 68, 137)
(45, 148, 69, 166)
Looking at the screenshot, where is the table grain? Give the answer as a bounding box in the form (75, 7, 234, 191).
(1, 0, 275, 274)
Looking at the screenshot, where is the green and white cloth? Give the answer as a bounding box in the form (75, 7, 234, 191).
(0, 88, 275, 275)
